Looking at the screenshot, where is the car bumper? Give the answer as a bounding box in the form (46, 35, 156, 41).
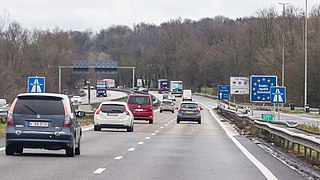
(6, 131, 74, 150)
(177, 114, 201, 121)
(94, 117, 132, 127)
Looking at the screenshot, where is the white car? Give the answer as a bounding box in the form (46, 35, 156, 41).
(71, 96, 82, 103)
(94, 102, 134, 132)
(182, 89, 192, 101)
(168, 93, 176, 101)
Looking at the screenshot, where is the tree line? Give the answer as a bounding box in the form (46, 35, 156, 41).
(0, 5, 320, 106)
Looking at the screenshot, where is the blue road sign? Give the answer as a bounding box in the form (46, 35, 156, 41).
(218, 85, 230, 100)
(250, 75, 277, 102)
(28, 77, 45, 93)
(270, 86, 286, 104)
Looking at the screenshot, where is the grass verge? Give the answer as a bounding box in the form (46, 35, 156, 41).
(295, 124, 320, 135)
(78, 117, 94, 126)
(282, 109, 306, 114)
(0, 123, 6, 138)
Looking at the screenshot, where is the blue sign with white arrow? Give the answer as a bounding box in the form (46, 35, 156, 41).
(250, 75, 277, 102)
(218, 85, 230, 100)
(270, 86, 286, 104)
(28, 77, 45, 93)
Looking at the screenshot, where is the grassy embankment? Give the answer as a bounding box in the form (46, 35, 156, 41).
(0, 123, 6, 138)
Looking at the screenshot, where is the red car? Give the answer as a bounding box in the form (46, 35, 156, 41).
(127, 94, 154, 124)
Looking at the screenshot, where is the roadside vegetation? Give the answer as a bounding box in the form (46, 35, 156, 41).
(282, 109, 306, 114)
(0, 123, 6, 138)
(295, 124, 320, 135)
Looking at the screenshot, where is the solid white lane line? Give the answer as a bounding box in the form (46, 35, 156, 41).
(151, 133, 156, 136)
(114, 156, 123, 160)
(128, 148, 135, 152)
(201, 103, 278, 180)
(138, 142, 144, 145)
(145, 137, 151, 139)
(0, 147, 5, 151)
(93, 168, 106, 174)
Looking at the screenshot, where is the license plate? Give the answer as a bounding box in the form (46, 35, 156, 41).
(135, 109, 143, 112)
(107, 113, 119, 116)
(186, 111, 193, 114)
(28, 121, 49, 127)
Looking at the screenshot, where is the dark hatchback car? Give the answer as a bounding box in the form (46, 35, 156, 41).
(177, 102, 203, 124)
(5, 93, 85, 157)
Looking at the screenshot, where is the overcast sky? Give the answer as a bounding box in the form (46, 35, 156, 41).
(1, 0, 319, 31)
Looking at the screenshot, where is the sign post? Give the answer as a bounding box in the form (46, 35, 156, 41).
(250, 75, 277, 118)
(270, 86, 286, 120)
(28, 77, 45, 93)
(218, 85, 230, 100)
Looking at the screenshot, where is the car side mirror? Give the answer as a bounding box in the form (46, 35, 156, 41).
(200, 107, 203, 111)
(76, 111, 86, 117)
(175, 107, 179, 110)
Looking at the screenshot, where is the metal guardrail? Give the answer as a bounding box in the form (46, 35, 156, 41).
(217, 103, 320, 165)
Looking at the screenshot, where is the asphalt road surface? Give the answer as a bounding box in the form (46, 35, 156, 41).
(0, 92, 306, 179)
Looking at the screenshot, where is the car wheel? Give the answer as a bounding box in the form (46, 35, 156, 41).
(149, 119, 153, 124)
(177, 120, 180, 124)
(198, 119, 201, 124)
(94, 125, 101, 131)
(15, 147, 23, 154)
(75, 140, 81, 155)
(5, 145, 15, 155)
(66, 142, 75, 157)
(160, 110, 162, 113)
(172, 110, 174, 113)
(127, 125, 133, 132)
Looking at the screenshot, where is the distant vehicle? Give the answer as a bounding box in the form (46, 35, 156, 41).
(142, 87, 149, 93)
(138, 87, 144, 91)
(177, 102, 202, 124)
(5, 93, 85, 157)
(160, 100, 175, 113)
(96, 80, 107, 97)
(84, 86, 95, 90)
(182, 89, 192, 101)
(71, 96, 82, 103)
(103, 79, 115, 88)
(117, 86, 124, 89)
(0, 99, 8, 107)
(170, 81, 183, 97)
(158, 79, 170, 94)
(163, 92, 170, 99)
(132, 87, 139, 92)
(94, 102, 134, 132)
(127, 94, 154, 124)
(168, 93, 176, 101)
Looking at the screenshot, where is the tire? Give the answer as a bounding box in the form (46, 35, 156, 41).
(160, 110, 162, 113)
(198, 119, 201, 124)
(149, 119, 153, 124)
(15, 147, 23, 154)
(5, 145, 15, 155)
(172, 110, 174, 113)
(127, 125, 133, 132)
(66, 141, 75, 157)
(75, 140, 81, 155)
(94, 125, 101, 131)
(177, 120, 180, 124)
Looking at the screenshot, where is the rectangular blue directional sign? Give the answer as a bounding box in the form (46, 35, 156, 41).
(218, 85, 230, 100)
(28, 77, 45, 93)
(250, 75, 277, 102)
(270, 86, 286, 104)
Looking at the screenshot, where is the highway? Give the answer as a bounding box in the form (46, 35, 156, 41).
(0, 91, 306, 179)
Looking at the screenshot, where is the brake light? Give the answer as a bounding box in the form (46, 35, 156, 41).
(7, 112, 14, 126)
(195, 108, 201, 113)
(124, 106, 130, 115)
(95, 105, 102, 114)
(7, 98, 17, 126)
(64, 115, 71, 127)
(178, 108, 183, 113)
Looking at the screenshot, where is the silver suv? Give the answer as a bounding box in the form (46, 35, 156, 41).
(5, 93, 85, 157)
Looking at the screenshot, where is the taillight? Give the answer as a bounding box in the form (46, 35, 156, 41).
(64, 115, 71, 127)
(178, 108, 183, 113)
(7, 112, 14, 126)
(95, 106, 102, 114)
(7, 98, 17, 126)
(195, 108, 201, 113)
(124, 106, 130, 115)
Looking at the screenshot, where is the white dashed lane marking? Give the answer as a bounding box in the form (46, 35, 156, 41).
(138, 142, 144, 145)
(145, 137, 151, 140)
(114, 156, 123, 160)
(151, 133, 156, 136)
(93, 168, 106, 174)
(128, 148, 135, 152)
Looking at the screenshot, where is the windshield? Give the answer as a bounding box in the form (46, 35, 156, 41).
(180, 103, 198, 109)
(128, 96, 151, 105)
